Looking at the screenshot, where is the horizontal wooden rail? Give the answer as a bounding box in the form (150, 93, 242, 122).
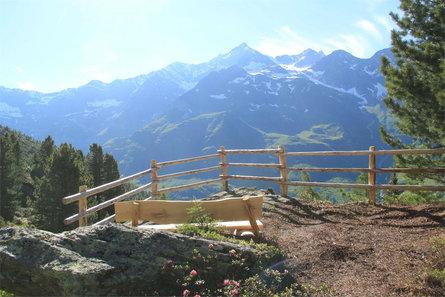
(222, 175, 282, 182)
(283, 181, 445, 191)
(157, 166, 221, 181)
(285, 148, 445, 156)
(64, 146, 445, 228)
(93, 195, 154, 226)
(156, 178, 222, 194)
(64, 182, 152, 225)
(93, 214, 116, 226)
(288, 167, 445, 174)
(218, 148, 281, 154)
(224, 162, 282, 169)
(62, 168, 152, 205)
(157, 154, 219, 167)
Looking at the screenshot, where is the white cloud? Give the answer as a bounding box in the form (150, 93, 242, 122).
(16, 66, 24, 72)
(356, 19, 382, 40)
(374, 14, 395, 32)
(255, 26, 330, 57)
(17, 81, 36, 90)
(328, 35, 365, 57)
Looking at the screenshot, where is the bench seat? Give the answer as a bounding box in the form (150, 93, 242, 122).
(114, 196, 263, 236)
(138, 220, 264, 232)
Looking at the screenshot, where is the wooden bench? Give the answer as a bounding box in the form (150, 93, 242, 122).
(114, 196, 263, 236)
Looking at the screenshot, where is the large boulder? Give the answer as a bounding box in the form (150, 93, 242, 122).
(0, 224, 260, 296)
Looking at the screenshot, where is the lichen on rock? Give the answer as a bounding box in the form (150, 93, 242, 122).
(0, 224, 259, 296)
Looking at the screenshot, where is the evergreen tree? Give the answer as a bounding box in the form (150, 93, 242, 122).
(0, 133, 19, 221)
(380, 0, 444, 184)
(102, 153, 124, 217)
(86, 144, 106, 219)
(33, 143, 84, 232)
(31, 136, 55, 181)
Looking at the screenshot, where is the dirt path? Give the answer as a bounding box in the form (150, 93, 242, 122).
(262, 198, 445, 296)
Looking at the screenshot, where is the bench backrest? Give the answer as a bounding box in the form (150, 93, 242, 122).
(114, 196, 263, 224)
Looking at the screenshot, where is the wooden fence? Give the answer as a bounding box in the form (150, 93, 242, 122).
(62, 146, 445, 227)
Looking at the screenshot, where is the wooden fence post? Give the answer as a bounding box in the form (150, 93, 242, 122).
(219, 146, 229, 191)
(368, 146, 376, 204)
(151, 160, 160, 199)
(78, 185, 88, 227)
(278, 145, 288, 197)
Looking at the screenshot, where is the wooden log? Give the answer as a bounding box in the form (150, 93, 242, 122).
(284, 181, 372, 189)
(285, 148, 445, 157)
(278, 145, 288, 197)
(157, 154, 219, 167)
(222, 175, 282, 182)
(157, 166, 221, 181)
(93, 214, 115, 225)
(151, 160, 160, 199)
(64, 182, 152, 225)
(62, 168, 152, 205)
(78, 185, 88, 227)
(372, 168, 445, 173)
(373, 148, 445, 155)
(374, 184, 445, 191)
(218, 148, 281, 154)
(132, 202, 140, 227)
(368, 146, 376, 204)
(283, 181, 445, 191)
(219, 146, 229, 191)
(243, 198, 260, 237)
(287, 167, 445, 173)
(156, 178, 222, 194)
(224, 162, 282, 168)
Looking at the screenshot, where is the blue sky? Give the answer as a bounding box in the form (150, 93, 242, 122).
(0, 0, 400, 93)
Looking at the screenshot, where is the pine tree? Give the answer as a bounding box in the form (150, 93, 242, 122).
(31, 136, 55, 181)
(102, 153, 124, 218)
(0, 133, 18, 221)
(380, 0, 444, 185)
(33, 143, 83, 232)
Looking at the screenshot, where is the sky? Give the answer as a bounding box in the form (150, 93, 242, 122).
(0, 0, 400, 93)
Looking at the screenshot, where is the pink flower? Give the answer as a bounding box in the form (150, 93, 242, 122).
(194, 295, 200, 297)
(153, 291, 159, 295)
(190, 269, 197, 276)
(229, 249, 236, 254)
(183, 289, 190, 296)
(284, 269, 289, 274)
(231, 289, 239, 295)
(209, 243, 214, 248)
(224, 279, 230, 286)
(274, 270, 279, 274)
(166, 260, 172, 264)
(234, 281, 240, 287)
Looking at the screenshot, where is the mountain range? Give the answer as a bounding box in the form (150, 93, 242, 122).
(0, 43, 397, 184)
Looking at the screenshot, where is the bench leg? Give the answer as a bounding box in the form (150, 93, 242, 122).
(242, 198, 260, 237)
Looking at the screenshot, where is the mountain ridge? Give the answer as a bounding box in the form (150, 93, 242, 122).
(0, 43, 395, 182)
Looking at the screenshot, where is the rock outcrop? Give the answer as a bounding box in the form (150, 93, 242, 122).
(0, 224, 259, 296)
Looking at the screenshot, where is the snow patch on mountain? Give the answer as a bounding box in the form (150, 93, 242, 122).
(230, 77, 246, 84)
(244, 62, 268, 74)
(0, 102, 22, 118)
(364, 66, 378, 76)
(87, 99, 122, 108)
(302, 71, 368, 105)
(210, 94, 227, 100)
(374, 83, 387, 98)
